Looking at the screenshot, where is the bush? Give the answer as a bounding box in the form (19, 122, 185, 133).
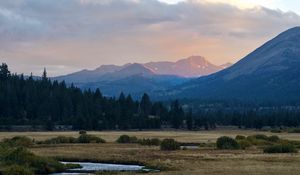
(2, 136, 34, 147)
(4, 165, 34, 175)
(79, 130, 87, 135)
(288, 128, 300, 133)
(160, 139, 180, 151)
(116, 135, 138, 144)
(246, 135, 272, 146)
(264, 144, 298, 153)
(235, 135, 246, 140)
(238, 140, 252, 150)
(1, 146, 65, 174)
(216, 136, 240, 150)
(41, 136, 77, 144)
(245, 134, 281, 146)
(139, 138, 161, 146)
(270, 129, 282, 133)
(252, 134, 269, 140)
(268, 135, 280, 142)
(288, 141, 300, 148)
(77, 134, 106, 143)
(37, 135, 105, 144)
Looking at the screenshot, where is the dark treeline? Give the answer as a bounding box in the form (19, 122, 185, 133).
(191, 108, 300, 130)
(0, 63, 300, 131)
(0, 63, 185, 130)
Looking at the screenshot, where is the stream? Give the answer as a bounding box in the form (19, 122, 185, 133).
(49, 161, 154, 175)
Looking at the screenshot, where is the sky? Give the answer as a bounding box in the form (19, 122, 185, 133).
(0, 0, 300, 76)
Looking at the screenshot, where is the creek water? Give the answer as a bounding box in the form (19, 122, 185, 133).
(49, 161, 147, 175)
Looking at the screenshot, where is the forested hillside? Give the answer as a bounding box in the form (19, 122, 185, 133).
(1, 63, 299, 131)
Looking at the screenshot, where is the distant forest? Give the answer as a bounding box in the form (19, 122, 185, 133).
(0, 63, 299, 131)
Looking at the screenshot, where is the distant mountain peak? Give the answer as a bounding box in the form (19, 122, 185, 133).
(145, 56, 223, 77)
(185, 55, 205, 61)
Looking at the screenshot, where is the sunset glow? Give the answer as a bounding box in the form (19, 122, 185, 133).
(0, 0, 299, 76)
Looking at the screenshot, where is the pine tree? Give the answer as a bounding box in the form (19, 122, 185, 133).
(186, 109, 193, 130)
(0, 63, 10, 81)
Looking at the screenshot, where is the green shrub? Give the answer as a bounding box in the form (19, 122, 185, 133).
(64, 163, 82, 169)
(160, 139, 180, 151)
(235, 135, 246, 140)
(245, 135, 281, 146)
(270, 129, 282, 133)
(268, 135, 280, 142)
(238, 140, 252, 150)
(216, 136, 240, 150)
(79, 130, 87, 135)
(288, 141, 300, 148)
(41, 136, 77, 144)
(252, 134, 269, 140)
(264, 144, 298, 153)
(1, 146, 65, 174)
(246, 135, 272, 146)
(4, 165, 34, 175)
(288, 128, 300, 133)
(37, 135, 105, 144)
(139, 138, 161, 146)
(2, 136, 34, 147)
(116, 135, 138, 144)
(77, 134, 106, 143)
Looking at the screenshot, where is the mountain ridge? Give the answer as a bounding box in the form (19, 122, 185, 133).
(166, 27, 300, 104)
(56, 56, 229, 81)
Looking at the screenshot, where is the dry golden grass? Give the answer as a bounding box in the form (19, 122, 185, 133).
(30, 143, 300, 175)
(0, 129, 299, 142)
(7, 130, 295, 175)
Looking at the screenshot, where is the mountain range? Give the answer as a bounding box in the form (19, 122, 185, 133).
(54, 27, 300, 104)
(166, 27, 300, 104)
(54, 56, 229, 97)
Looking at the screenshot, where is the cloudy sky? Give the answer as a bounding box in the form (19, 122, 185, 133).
(1, 0, 300, 76)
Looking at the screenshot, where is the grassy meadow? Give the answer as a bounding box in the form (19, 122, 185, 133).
(0, 130, 299, 175)
(1, 129, 300, 142)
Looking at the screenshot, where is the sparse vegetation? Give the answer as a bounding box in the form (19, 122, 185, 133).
(77, 134, 106, 143)
(270, 128, 282, 133)
(288, 128, 300, 133)
(37, 136, 77, 144)
(79, 130, 87, 135)
(116, 135, 138, 144)
(238, 139, 252, 150)
(268, 135, 280, 142)
(264, 144, 298, 153)
(235, 135, 246, 140)
(2, 136, 34, 147)
(217, 136, 240, 150)
(160, 139, 180, 151)
(139, 138, 161, 146)
(37, 134, 105, 144)
(3, 165, 34, 175)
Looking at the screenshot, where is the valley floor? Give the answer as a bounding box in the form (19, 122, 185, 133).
(1, 130, 300, 175)
(1, 129, 300, 142)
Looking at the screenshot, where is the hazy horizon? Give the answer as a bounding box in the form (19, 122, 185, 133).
(1, 0, 300, 76)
